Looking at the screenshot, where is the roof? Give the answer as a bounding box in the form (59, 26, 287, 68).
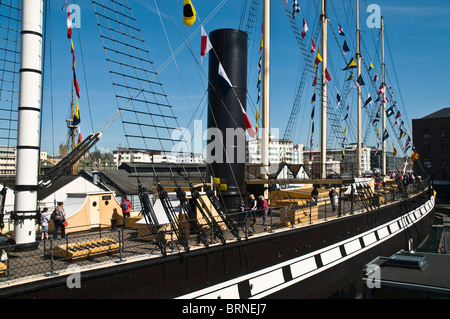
(38, 175, 80, 201)
(85, 169, 154, 195)
(421, 107, 450, 119)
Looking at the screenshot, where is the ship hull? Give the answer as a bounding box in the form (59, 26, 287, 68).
(0, 190, 434, 299)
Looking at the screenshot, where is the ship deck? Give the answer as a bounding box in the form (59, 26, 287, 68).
(0, 181, 431, 291)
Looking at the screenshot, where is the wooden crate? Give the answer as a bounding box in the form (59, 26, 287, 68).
(0, 262, 6, 277)
(279, 205, 319, 226)
(45, 238, 119, 260)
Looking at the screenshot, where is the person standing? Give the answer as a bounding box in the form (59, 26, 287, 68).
(121, 195, 132, 227)
(40, 207, 50, 240)
(248, 194, 257, 227)
(310, 186, 319, 205)
(328, 188, 338, 212)
(52, 202, 66, 239)
(258, 195, 270, 226)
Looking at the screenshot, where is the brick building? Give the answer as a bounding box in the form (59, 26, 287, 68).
(412, 108, 450, 202)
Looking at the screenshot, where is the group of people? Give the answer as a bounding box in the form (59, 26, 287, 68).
(239, 194, 270, 226)
(39, 202, 67, 240)
(311, 185, 339, 212)
(38, 195, 133, 240)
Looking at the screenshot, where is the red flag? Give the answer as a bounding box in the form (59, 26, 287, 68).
(312, 73, 317, 86)
(373, 74, 378, 83)
(200, 25, 212, 63)
(67, 10, 72, 39)
(301, 18, 309, 39)
(395, 111, 401, 119)
(324, 68, 332, 83)
(310, 38, 316, 54)
(240, 104, 256, 138)
(73, 70, 80, 98)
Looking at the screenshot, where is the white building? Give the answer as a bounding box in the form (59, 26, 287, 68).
(113, 148, 204, 166)
(246, 137, 303, 164)
(0, 146, 16, 176)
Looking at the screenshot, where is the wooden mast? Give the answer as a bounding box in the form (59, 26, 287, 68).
(320, 0, 327, 179)
(262, 0, 270, 197)
(356, 0, 362, 176)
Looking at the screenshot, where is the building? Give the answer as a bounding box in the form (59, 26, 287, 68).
(412, 107, 450, 201)
(246, 137, 303, 164)
(113, 148, 204, 167)
(0, 146, 16, 177)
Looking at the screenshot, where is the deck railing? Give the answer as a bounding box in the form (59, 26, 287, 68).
(0, 178, 430, 285)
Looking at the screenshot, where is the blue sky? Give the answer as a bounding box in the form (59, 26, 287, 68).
(37, 0, 450, 156)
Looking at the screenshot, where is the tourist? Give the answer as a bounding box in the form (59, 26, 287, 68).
(248, 194, 257, 227)
(258, 195, 270, 226)
(310, 186, 319, 205)
(40, 207, 50, 240)
(328, 188, 338, 212)
(52, 202, 67, 239)
(121, 195, 132, 227)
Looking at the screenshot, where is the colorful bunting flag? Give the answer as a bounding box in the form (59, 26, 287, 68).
(301, 18, 309, 39)
(183, 0, 196, 27)
(363, 94, 372, 108)
(310, 38, 316, 53)
(342, 40, 350, 55)
(382, 129, 389, 141)
(240, 104, 256, 138)
(218, 62, 232, 95)
(73, 70, 80, 98)
(292, 0, 300, 18)
(338, 25, 345, 36)
(73, 98, 80, 126)
(200, 25, 212, 63)
(342, 58, 357, 70)
(67, 10, 72, 39)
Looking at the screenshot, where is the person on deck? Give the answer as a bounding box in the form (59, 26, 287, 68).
(248, 194, 257, 227)
(52, 202, 67, 239)
(310, 186, 319, 205)
(258, 195, 270, 226)
(121, 195, 132, 227)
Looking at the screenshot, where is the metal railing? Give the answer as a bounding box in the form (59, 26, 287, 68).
(0, 178, 430, 285)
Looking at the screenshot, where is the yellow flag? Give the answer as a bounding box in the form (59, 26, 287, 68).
(212, 177, 220, 185)
(256, 105, 260, 123)
(183, 0, 196, 27)
(343, 125, 347, 135)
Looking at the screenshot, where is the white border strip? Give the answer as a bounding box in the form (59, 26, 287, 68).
(176, 196, 435, 299)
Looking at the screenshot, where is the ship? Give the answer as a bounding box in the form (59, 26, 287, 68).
(0, 0, 435, 299)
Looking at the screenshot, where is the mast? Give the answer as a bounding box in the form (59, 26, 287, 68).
(356, 0, 362, 176)
(381, 16, 386, 176)
(14, 0, 44, 246)
(320, 0, 327, 179)
(262, 0, 270, 196)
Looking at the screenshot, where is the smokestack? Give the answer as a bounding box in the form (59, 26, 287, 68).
(207, 29, 248, 212)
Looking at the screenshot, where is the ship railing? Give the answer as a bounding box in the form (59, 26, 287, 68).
(0, 178, 431, 284)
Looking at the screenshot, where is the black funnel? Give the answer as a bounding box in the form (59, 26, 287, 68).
(206, 29, 248, 213)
